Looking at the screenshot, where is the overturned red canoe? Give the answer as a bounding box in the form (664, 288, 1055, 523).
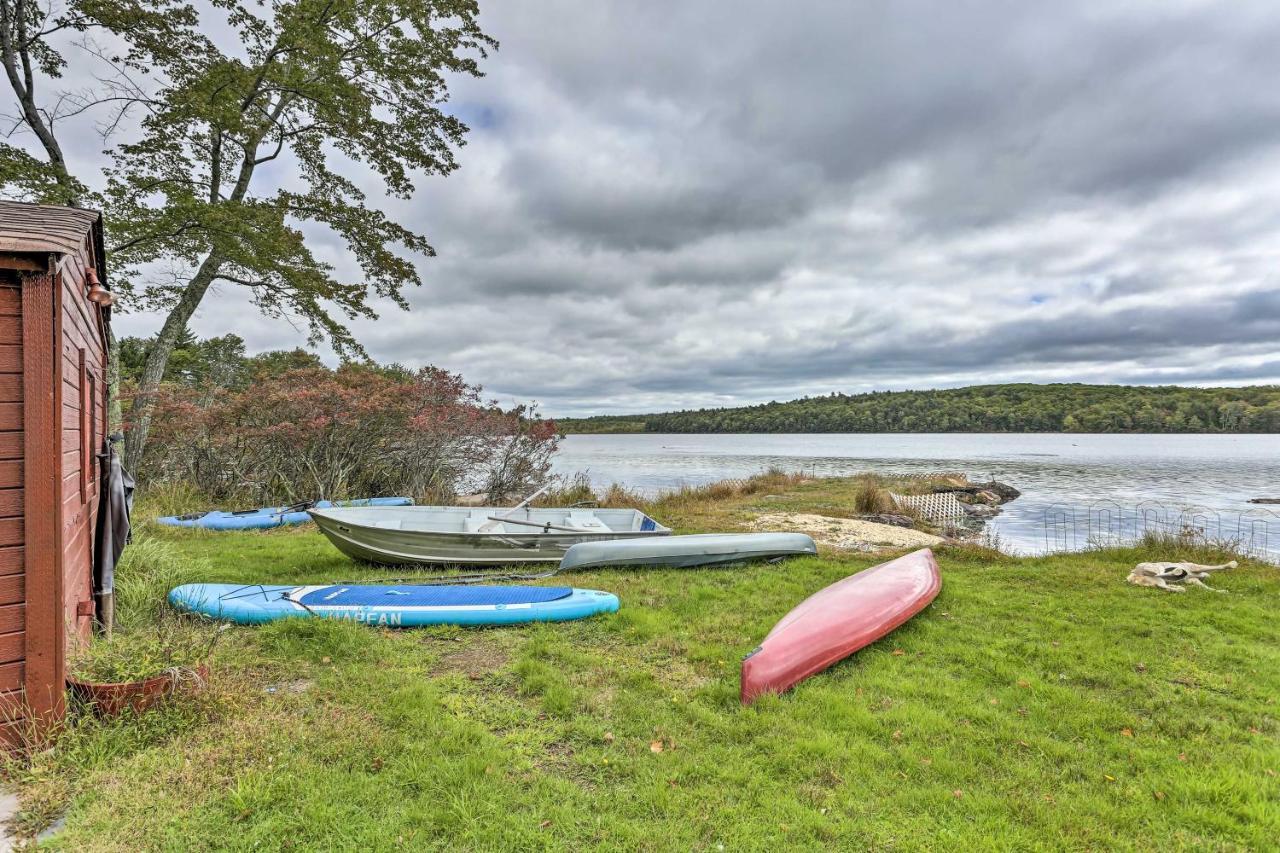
(741, 548, 941, 704)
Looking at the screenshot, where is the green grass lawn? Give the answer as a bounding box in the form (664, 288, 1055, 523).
(9, 479, 1280, 850)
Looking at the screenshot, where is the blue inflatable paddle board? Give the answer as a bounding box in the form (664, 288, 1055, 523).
(156, 497, 413, 531)
(169, 582, 619, 626)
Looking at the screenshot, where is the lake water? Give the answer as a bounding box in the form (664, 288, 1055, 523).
(552, 433, 1280, 555)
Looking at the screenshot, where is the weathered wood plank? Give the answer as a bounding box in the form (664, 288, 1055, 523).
(0, 632, 23, 664)
(0, 574, 23, 605)
(0, 287, 20, 317)
(0, 687, 27, 718)
(0, 547, 22, 576)
(0, 253, 44, 273)
(61, 469, 79, 503)
(0, 519, 20, 548)
(0, 346, 19, 372)
(0, 661, 23, 692)
(0, 605, 23, 635)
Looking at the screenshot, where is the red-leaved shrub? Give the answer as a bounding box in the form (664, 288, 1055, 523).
(132, 364, 558, 504)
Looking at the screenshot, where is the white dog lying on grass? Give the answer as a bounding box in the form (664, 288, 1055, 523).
(1126, 560, 1237, 593)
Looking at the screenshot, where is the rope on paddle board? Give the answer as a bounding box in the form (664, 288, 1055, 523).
(217, 583, 320, 615)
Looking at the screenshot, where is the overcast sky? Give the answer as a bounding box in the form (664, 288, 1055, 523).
(49, 1, 1280, 415)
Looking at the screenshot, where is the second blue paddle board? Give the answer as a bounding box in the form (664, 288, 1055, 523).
(157, 497, 413, 531)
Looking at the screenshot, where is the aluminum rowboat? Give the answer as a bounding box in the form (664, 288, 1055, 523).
(308, 505, 671, 565)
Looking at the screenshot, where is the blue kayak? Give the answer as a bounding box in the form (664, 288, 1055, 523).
(168, 582, 619, 627)
(156, 497, 413, 531)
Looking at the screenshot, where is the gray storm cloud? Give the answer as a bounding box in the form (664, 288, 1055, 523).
(54, 0, 1280, 415)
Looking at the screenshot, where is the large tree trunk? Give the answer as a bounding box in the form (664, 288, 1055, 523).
(123, 254, 223, 469)
(0, 0, 79, 205)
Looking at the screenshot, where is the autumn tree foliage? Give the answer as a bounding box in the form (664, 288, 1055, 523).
(134, 364, 557, 505)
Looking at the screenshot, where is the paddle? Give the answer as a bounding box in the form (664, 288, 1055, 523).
(478, 484, 554, 532)
(484, 515, 598, 533)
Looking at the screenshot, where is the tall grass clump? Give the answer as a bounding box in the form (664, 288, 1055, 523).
(527, 467, 818, 514)
(537, 472, 599, 506)
(63, 536, 223, 688)
(737, 466, 812, 495)
(112, 537, 207, 633)
(661, 467, 813, 505)
(1093, 528, 1256, 566)
(850, 475, 896, 514)
(600, 483, 649, 509)
(131, 481, 219, 529)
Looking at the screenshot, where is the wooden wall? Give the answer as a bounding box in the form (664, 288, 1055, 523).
(58, 248, 104, 648)
(0, 271, 24, 734)
(0, 230, 108, 746)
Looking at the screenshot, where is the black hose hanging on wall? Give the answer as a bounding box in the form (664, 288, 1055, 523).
(92, 433, 135, 636)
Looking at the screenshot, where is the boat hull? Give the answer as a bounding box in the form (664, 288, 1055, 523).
(560, 533, 817, 571)
(740, 548, 941, 704)
(309, 506, 670, 565)
(157, 497, 413, 531)
(169, 583, 619, 626)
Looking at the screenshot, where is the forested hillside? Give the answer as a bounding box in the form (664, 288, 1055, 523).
(558, 384, 1280, 434)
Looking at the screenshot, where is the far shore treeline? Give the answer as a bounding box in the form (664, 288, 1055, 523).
(557, 384, 1280, 434)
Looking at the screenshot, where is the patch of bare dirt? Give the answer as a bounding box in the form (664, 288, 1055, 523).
(430, 641, 510, 679)
(748, 512, 944, 552)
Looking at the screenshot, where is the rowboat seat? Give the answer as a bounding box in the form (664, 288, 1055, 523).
(367, 519, 403, 530)
(566, 512, 610, 532)
(466, 512, 497, 533)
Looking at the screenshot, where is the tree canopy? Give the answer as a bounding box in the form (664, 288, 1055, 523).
(2, 0, 495, 469)
(99, 0, 495, 353)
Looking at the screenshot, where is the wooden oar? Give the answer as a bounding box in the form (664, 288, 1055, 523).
(477, 484, 558, 533)
(494, 484, 552, 518)
(485, 516, 600, 534)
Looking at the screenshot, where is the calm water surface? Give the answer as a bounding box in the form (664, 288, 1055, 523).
(552, 433, 1280, 554)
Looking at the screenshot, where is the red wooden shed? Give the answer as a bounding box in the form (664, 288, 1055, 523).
(0, 200, 111, 743)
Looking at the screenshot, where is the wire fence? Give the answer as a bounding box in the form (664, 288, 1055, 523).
(1041, 501, 1280, 560)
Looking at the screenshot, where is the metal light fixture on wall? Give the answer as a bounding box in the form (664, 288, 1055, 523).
(85, 267, 114, 307)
